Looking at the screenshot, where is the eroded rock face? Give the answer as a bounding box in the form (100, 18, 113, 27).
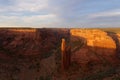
(71, 29, 116, 48)
(0, 28, 120, 80)
(0, 28, 70, 57)
(70, 29, 119, 66)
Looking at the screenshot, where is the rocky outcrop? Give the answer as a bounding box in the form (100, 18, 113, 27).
(70, 29, 119, 67)
(71, 29, 116, 48)
(0, 28, 120, 80)
(0, 28, 70, 58)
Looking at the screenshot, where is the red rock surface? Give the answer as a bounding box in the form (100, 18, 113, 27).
(0, 28, 69, 58)
(70, 29, 120, 67)
(0, 28, 120, 80)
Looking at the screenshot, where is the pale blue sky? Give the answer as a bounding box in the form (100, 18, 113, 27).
(0, 0, 120, 28)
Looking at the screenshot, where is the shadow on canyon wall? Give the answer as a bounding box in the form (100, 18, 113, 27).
(0, 28, 120, 68)
(0, 28, 71, 80)
(106, 31, 120, 58)
(0, 28, 70, 60)
(69, 35, 120, 80)
(71, 35, 120, 67)
(0, 28, 120, 80)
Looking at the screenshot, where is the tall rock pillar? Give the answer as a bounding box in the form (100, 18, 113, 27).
(61, 38, 71, 70)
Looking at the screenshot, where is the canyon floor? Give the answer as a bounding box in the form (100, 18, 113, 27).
(0, 28, 120, 80)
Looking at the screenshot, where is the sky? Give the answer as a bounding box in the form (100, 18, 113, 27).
(0, 0, 120, 28)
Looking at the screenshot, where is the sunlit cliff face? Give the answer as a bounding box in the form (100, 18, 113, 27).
(70, 29, 116, 49)
(117, 34, 120, 38)
(70, 29, 120, 68)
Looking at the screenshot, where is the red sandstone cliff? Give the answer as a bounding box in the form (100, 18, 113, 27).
(70, 29, 119, 67)
(0, 28, 69, 58)
(0, 28, 120, 80)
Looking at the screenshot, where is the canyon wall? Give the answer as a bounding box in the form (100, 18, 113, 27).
(0, 29, 70, 57)
(70, 29, 119, 66)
